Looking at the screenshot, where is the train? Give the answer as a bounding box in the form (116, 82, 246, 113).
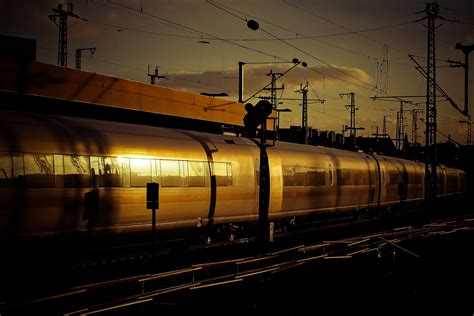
(0, 109, 467, 243)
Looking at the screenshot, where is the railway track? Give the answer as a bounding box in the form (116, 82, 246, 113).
(2, 213, 473, 315)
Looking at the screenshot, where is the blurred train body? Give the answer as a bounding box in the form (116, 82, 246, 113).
(0, 110, 466, 242)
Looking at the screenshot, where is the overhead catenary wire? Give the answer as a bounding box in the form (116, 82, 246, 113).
(105, 0, 291, 63)
(206, 0, 376, 91)
(282, 0, 423, 57)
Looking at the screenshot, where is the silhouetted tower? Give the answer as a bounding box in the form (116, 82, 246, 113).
(340, 92, 358, 137)
(372, 125, 380, 138)
(147, 66, 166, 85)
(410, 109, 423, 147)
(424, 2, 439, 200)
(459, 115, 472, 145)
(395, 101, 407, 150)
(75, 47, 96, 70)
(467, 116, 472, 146)
(263, 70, 284, 135)
(49, 3, 79, 67)
(455, 43, 474, 116)
(383, 115, 390, 138)
(296, 83, 309, 130)
(264, 70, 284, 109)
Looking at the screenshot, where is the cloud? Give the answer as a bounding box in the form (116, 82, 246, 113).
(158, 63, 372, 100)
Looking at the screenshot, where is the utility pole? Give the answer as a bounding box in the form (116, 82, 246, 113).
(372, 125, 380, 138)
(454, 43, 474, 117)
(424, 2, 439, 201)
(264, 70, 284, 109)
(148, 66, 167, 85)
(295, 83, 309, 131)
(49, 3, 79, 67)
(263, 70, 284, 136)
(409, 109, 423, 147)
(459, 115, 472, 145)
(295, 83, 325, 144)
(340, 93, 363, 145)
(382, 115, 390, 138)
(75, 47, 96, 70)
(395, 101, 408, 151)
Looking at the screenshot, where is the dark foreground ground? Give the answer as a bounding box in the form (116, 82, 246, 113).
(144, 229, 474, 316)
(1, 203, 473, 315)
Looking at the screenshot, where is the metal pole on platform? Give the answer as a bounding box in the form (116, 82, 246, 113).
(147, 183, 159, 269)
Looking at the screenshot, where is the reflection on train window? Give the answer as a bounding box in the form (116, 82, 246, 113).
(295, 167, 306, 186)
(161, 160, 180, 187)
(306, 168, 326, 186)
(130, 159, 151, 187)
(13, 153, 24, 185)
(100, 156, 122, 187)
(337, 169, 369, 186)
(226, 163, 233, 186)
(387, 171, 402, 185)
(188, 161, 207, 187)
(64, 155, 90, 187)
(122, 158, 131, 188)
(408, 171, 422, 184)
(283, 166, 294, 186)
(283, 166, 326, 187)
(446, 175, 458, 188)
(24, 153, 54, 187)
(54, 154, 64, 188)
(0, 152, 12, 186)
(212, 162, 232, 187)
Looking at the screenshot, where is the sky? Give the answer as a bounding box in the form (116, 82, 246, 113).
(1, 0, 473, 145)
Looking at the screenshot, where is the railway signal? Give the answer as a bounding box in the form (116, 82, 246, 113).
(243, 100, 273, 137)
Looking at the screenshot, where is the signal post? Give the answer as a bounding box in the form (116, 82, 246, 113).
(243, 100, 273, 246)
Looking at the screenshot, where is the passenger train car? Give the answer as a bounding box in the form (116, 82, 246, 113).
(0, 110, 466, 242)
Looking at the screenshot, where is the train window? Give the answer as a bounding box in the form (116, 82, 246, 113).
(151, 159, 158, 183)
(328, 163, 333, 186)
(90, 156, 99, 188)
(24, 153, 54, 187)
(99, 156, 122, 187)
(337, 169, 369, 186)
(13, 153, 24, 186)
(180, 161, 188, 187)
(122, 158, 131, 188)
(295, 167, 306, 186)
(130, 159, 152, 187)
(227, 163, 233, 186)
(54, 155, 64, 188)
(212, 162, 232, 187)
(0, 152, 12, 186)
(282, 166, 294, 186)
(306, 167, 326, 186)
(64, 155, 91, 187)
(408, 171, 422, 184)
(188, 161, 207, 187)
(447, 175, 458, 188)
(388, 171, 402, 185)
(336, 169, 350, 186)
(161, 160, 180, 187)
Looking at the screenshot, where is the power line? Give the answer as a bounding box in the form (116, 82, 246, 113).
(105, 0, 290, 63)
(206, 0, 375, 90)
(90, 0, 204, 37)
(83, 2, 421, 45)
(282, 0, 422, 57)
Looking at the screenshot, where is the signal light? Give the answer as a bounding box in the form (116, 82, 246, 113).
(243, 100, 273, 137)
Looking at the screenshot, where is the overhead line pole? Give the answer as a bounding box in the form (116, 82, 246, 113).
(423, 2, 439, 201)
(49, 3, 80, 67)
